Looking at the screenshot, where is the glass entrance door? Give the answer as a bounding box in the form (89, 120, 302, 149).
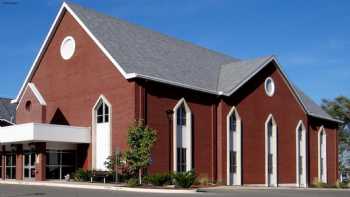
(23, 152, 35, 180)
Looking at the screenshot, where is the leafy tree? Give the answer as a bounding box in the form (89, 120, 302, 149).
(321, 96, 350, 177)
(124, 120, 157, 185)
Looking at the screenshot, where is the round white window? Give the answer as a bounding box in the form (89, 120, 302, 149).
(264, 77, 275, 97)
(60, 36, 75, 60)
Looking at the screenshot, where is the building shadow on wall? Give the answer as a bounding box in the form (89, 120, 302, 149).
(50, 108, 70, 125)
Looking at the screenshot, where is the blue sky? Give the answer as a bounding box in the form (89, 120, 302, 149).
(0, 0, 349, 103)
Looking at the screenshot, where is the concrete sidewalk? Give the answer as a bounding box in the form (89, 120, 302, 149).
(198, 185, 350, 192)
(0, 180, 198, 194)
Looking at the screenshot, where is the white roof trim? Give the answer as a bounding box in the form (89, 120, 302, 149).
(12, 2, 129, 104)
(17, 83, 47, 108)
(11, 2, 340, 124)
(0, 119, 14, 125)
(28, 83, 47, 106)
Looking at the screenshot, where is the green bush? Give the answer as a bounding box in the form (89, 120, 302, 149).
(144, 173, 171, 186)
(127, 178, 139, 187)
(311, 178, 329, 188)
(335, 180, 349, 188)
(73, 168, 92, 182)
(172, 170, 197, 188)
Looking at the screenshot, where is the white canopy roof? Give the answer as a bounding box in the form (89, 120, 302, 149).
(0, 123, 90, 144)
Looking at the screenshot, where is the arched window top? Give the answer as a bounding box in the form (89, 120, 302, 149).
(265, 114, 276, 126)
(173, 98, 191, 113)
(318, 126, 326, 136)
(94, 95, 111, 124)
(227, 107, 241, 133)
(177, 104, 187, 126)
(265, 114, 277, 137)
(297, 120, 305, 132)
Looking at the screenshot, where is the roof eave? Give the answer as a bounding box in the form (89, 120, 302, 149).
(307, 113, 344, 124)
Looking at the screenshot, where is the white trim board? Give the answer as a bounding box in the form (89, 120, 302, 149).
(318, 126, 327, 183)
(172, 98, 192, 172)
(11, 2, 340, 125)
(226, 106, 242, 186)
(16, 83, 47, 110)
(265, 114, 278, 187)
(91, 94, 112, 170)
(12, 2, 130, 104)
(295, 120, 307, 188)
(0, 119, 14, 125)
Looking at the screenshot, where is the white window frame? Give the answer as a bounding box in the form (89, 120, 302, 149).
(173, 98, 192, 172)
(226, 106, 242, 186)
(318, 126, 327, 183)
(60, 36, 76, 60)
(295, 120, 307, 187)
(265, 114, 278, 187)
(264, 77, 276, 97)
(91, 95, 112, 170)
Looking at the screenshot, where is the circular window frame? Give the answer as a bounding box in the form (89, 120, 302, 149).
(264, 77, 275, 97)
(60, 36, 76, 60)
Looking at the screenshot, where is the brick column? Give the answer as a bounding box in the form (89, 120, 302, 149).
(1, 146, 5, 180)
(35, 142, 46, 181)
(15, 144, 23, 180)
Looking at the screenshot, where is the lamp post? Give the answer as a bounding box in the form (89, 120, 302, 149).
(166, 109, 174, 172)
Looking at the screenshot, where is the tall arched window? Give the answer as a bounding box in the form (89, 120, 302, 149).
(226, 107, 242, 186)
(296, 121, 307, 187)
(265, 114, 277, 187)
(173, 99, 192, 172)
(92, 95, 112, 171)
(318, 126, 327, 183)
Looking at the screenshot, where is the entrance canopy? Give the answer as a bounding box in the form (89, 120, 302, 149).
(0, 123, 90, 144)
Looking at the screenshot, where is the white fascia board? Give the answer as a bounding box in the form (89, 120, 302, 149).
(33, 123, 91, 143)
(0, 123, 35, 143)
(0, 123, 90, 144)
(12, 4, 66, 104)
(0, 119, 14, 125)
(28, 83, 47, 105)
(12, 2, 130, 104)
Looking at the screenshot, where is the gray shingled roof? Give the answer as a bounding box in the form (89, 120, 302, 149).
(69, 3, 238, 92)
(218, 56, 273, 94)
(293, 87, 336, 121)
(66, 3, 338, 123)
(0, 98, 16, 124)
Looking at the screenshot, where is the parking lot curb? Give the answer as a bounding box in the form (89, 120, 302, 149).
(0, 180, 198, 194)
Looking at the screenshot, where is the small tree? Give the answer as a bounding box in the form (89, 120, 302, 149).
(124, 120, 157, 185)
(322, 96, 350, 179)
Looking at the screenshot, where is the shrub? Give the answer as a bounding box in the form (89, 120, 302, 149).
(311, 178, 328, 188)
(127, 178, 139, 187)
(73, 168, 92, 182)
(172, 170, 197, 188)
(144, 173, 171, 186)
(198, 177, 209, 186)
(335, 179, 349, 188)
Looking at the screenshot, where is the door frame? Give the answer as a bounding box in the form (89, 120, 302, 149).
(91, 95, 112, 170)
(23, 151, 36, 181)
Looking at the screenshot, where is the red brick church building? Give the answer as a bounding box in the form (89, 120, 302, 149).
(0, 2, 341, 187)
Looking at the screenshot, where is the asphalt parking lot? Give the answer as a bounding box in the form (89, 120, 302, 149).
(0, 184, 349, 197)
